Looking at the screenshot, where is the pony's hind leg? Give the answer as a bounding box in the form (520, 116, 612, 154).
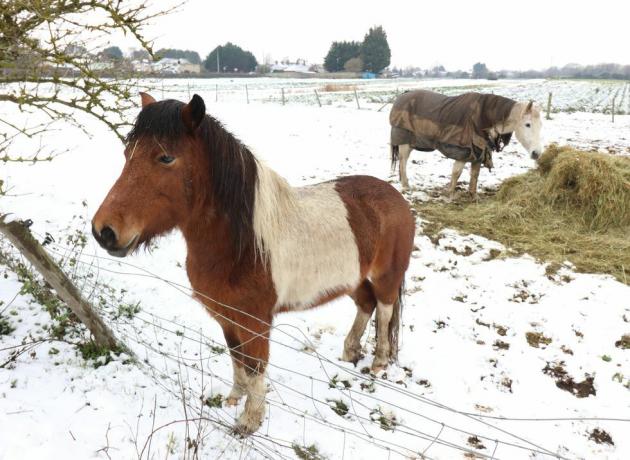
(342, 280, 376, 364)
(370, 270, 405, 372)
(398, 144, 413, 190)
(373, 301, 394, 371)
(468, 161, 481, 199)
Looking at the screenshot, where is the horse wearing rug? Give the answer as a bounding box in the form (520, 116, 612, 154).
(92, 93, 415, 434)
(390, 89, 543, 198)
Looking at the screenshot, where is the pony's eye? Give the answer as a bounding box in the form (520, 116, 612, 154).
(525, 123, 531, 128)
(159, 155, 175, 164)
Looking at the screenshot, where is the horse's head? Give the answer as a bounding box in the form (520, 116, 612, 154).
(92, 92, 208, 257)
(513, 101, 543, 160)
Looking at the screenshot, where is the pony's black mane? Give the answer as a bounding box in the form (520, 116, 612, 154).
(127, 99, 259, 260)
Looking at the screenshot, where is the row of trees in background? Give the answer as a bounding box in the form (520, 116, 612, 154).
(324, 26, 391, 74)
(99, 46, 201, 64)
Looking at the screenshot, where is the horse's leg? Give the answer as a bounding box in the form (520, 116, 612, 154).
(448, 160, 467, 200)
(398, 144, 413, 190)
(372, 300, 394, 371)
(233, 318, 271, 435)
(342, 280, 376, 364)
(370, 272, 405, 372)
(222, 325, 247, 406)
(468, 161, 481, 199)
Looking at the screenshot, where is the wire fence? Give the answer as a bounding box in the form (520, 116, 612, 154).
(3, 229, 629, 459)
(136, 78, 630, 116)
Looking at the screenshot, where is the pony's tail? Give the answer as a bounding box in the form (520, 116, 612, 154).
(390, 144, 399, 171)
(388, 278, 405, 361)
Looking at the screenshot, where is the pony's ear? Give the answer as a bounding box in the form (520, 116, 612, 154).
(525, 100, 534, 113)
(181, 94, 206, 133)
(140, 92, 156, 108)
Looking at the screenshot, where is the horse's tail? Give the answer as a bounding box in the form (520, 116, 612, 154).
(388, 278, 405, 361)
(391, 144, 399, 171)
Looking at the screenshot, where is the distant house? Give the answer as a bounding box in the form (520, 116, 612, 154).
(131, 59, 152, 73)
(270, 60, 315, 74)
(150, 58, 201, 74)
(88, 61, 114, 71)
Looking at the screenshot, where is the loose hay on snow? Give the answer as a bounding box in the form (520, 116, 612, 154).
(415, 144, 630, 284)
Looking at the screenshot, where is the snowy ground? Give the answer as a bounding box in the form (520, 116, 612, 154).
(1, 79, 629, 460)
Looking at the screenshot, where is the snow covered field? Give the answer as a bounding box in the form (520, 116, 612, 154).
(157, 77, 630, 114)
(1, 79, 629, 460)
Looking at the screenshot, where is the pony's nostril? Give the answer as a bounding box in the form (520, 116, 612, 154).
(100, 226, 118, 248)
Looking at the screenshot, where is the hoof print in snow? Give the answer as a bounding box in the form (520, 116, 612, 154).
(543, 361, 596, 398)
(589, 428, 614, 446)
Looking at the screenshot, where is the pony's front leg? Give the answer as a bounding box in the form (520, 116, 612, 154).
(233, 322, 270, 435)
(221, 325, 247, 406)
(448, 160, 467, 201)
(398, 144, 413, 190)
(468, 161, 481, 200)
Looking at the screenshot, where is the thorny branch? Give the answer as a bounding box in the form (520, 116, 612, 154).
(0, 0, 181, 162)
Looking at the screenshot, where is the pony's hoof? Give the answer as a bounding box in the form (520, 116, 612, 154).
(371, 356, 389, 373)
(234, 411, 263, 436)
(341, 347, 361, 365)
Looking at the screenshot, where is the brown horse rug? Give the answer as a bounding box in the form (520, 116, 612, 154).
(390, 90, 516, 168)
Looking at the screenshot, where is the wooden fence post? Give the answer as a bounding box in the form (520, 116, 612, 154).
(281, 88, 285, 105)
(215, 84, 218, 102)
(546, 92, 552, 120)
(0, 217, 121, 350)
(161, 81, 165, 99)
(354, 88, 360, 109)
(314, 89, 321, 107)
(187, 81, 191, 100)
(246, 84, 249, 104)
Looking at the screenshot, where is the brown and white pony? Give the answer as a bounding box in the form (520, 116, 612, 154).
(92, 93, 415, 434)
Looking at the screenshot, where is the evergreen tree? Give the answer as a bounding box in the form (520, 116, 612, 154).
(323, 41, 361, 72)
(204, 43, 257, 73)
(472, 62, 489, 79)
(156, 48, 201, 64)
(101, 46, 123, 61)
(360, 26, 390, 73)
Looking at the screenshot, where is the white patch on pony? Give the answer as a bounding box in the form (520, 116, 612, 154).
(253, 163, 361, 310)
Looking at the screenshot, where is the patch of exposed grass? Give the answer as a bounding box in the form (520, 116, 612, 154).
(615, 334, 630, 349)
(526, 332, 552, 348)
(77, 340, 122, 369)
(292, 443, 327, 460)
(0, 314, 15, 336)
(414, 145, 630, 284)
(320, 83, 356, 92)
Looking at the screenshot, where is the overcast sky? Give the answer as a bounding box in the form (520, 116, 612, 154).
(119, 0, 628, 70)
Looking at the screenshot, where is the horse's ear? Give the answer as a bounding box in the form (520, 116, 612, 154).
(182, 94, 206, 133)
(525, 100, 534, 113)
(140, 92, 156, 108)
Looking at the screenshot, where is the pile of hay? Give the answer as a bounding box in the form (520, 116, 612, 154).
(415, 144, 630, 284)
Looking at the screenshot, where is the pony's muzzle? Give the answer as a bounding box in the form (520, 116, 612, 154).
(92, 224, 138, 257)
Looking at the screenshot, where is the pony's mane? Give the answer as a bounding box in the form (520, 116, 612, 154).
(126, 99, 259, 260)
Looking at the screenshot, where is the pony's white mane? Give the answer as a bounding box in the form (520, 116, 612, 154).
(252, 161, 298, 259)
